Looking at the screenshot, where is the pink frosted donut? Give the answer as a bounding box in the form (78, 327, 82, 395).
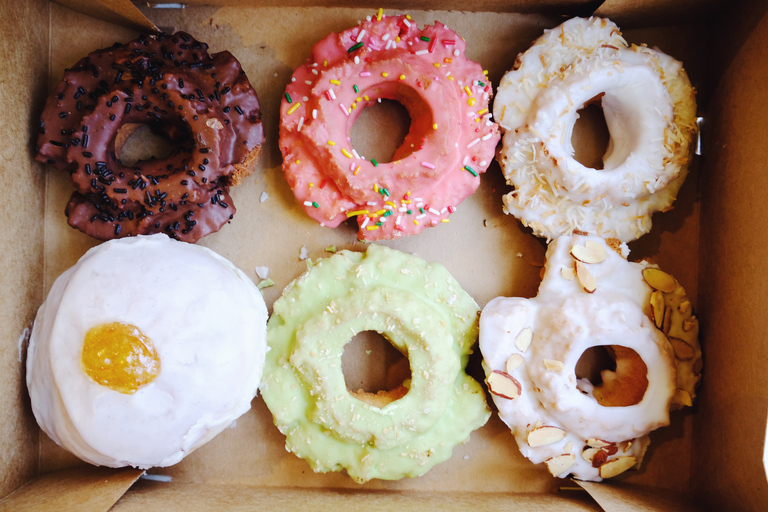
(279, 12, 499, 241)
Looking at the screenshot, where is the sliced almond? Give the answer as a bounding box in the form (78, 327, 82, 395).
(586, 438, 611, 448)
(669, 337, 694, 360)
(582, 447, 600, 463)
(561, 266, 576, 280)
(514, 327, 533, 353)
(527, 426, 567, 447)
(599, 456, 636, 479)
(618, 439, 634, 452)
(487, 370, 522, 400)
(650, 290, 665, 328)
(662, 305, 673, 335)
(693, 357, 703, 374)
(575, 261, 596, 293)
(506, 353, 525, 373)
(590, 449, 608, 468)
(642, 268, 676, 293)
(570, 240, 608, 264)
(543, 359, 565, 372)
(674, 389, 693, 407)
(683, 317, 697, 332)
(678, 300, 691, 314)
(564, 442, 573, 453)
(545, 454, 576, 476)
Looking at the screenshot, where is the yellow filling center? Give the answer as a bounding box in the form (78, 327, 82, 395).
(81, 322, 160, 394)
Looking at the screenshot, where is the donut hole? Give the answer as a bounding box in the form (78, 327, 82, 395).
(349, 99, 412, 164)
(115, 122, 188, 167)
(341, 330, 411, 407)
(571, 96, 610, 170)
(575, 345, 648, 407)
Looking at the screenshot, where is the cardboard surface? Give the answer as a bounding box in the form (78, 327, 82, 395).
(578, 481, 700, 511)
(28, 1, 704, 500)
(111, 480, 602, 511)
(0, 0, 50, 500)
(5, 0, 761, 510)
(52, 0, 155, 31)
(0, 466, 143, 512)
(693, 0, 768, 510)
(149, 0, 602, 15)
(594, 0, 722, 26)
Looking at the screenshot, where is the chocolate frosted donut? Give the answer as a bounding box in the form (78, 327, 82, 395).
(36, 32, 264, 242)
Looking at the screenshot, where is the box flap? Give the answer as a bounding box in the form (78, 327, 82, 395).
(52, 0, 156, 31)
(595, 0, 724, 26)
(577, 481, 701, 512)
(110, 481, 603, 511)
(0, 466, 143, 512)
(147, 0, 603, 15)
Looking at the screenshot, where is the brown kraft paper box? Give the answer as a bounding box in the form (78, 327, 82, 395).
(1, 0, 766, 510)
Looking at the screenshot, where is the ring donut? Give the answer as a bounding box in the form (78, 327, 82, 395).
(26, 234, 268, 468)
(479, 235, 701, 481)
(36, 32, 264, 243)
(279, 12, 499, 241)
(493, 17, 697, 242)
(261, 244, 489, 482)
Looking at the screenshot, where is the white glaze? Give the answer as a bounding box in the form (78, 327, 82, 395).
(479, 235, 700, 481)
(493, 17, 697, 242)
(27, 234, 268, 469)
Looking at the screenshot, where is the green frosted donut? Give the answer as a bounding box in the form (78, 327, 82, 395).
(261, 244, 490, 482)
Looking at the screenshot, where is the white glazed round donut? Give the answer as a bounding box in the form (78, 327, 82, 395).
(493, 17, 697, 242)
(479, 235, 701, 481)
(26, 234, 269, 469)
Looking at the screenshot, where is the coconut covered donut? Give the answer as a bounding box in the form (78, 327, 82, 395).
(261, 244, 490, 482)
(493, 17, 697, 242)
(279, 11, 499, 241)
(26, 234, 268, 468)
(479, 235, 701, 481)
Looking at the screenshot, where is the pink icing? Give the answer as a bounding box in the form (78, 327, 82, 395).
(279, 13, 499, 241)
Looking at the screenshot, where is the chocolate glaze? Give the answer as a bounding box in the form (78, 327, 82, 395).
(36, 32, 264, 242)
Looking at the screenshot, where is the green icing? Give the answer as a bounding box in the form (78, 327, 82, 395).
(261, 244, 490, 482)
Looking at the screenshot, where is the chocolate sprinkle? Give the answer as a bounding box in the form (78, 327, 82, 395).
(35, 31, 264, 243)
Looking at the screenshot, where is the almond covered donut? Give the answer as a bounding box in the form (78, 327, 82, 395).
(479, 235, 701, 481)
(261, 244, 489, 482)
(279, 12, 499, 241)
(493, 17, 697, 242)
(36, 32, 264, 243)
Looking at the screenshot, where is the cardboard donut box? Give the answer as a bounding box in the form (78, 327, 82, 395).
(1, 0, 766, 510)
